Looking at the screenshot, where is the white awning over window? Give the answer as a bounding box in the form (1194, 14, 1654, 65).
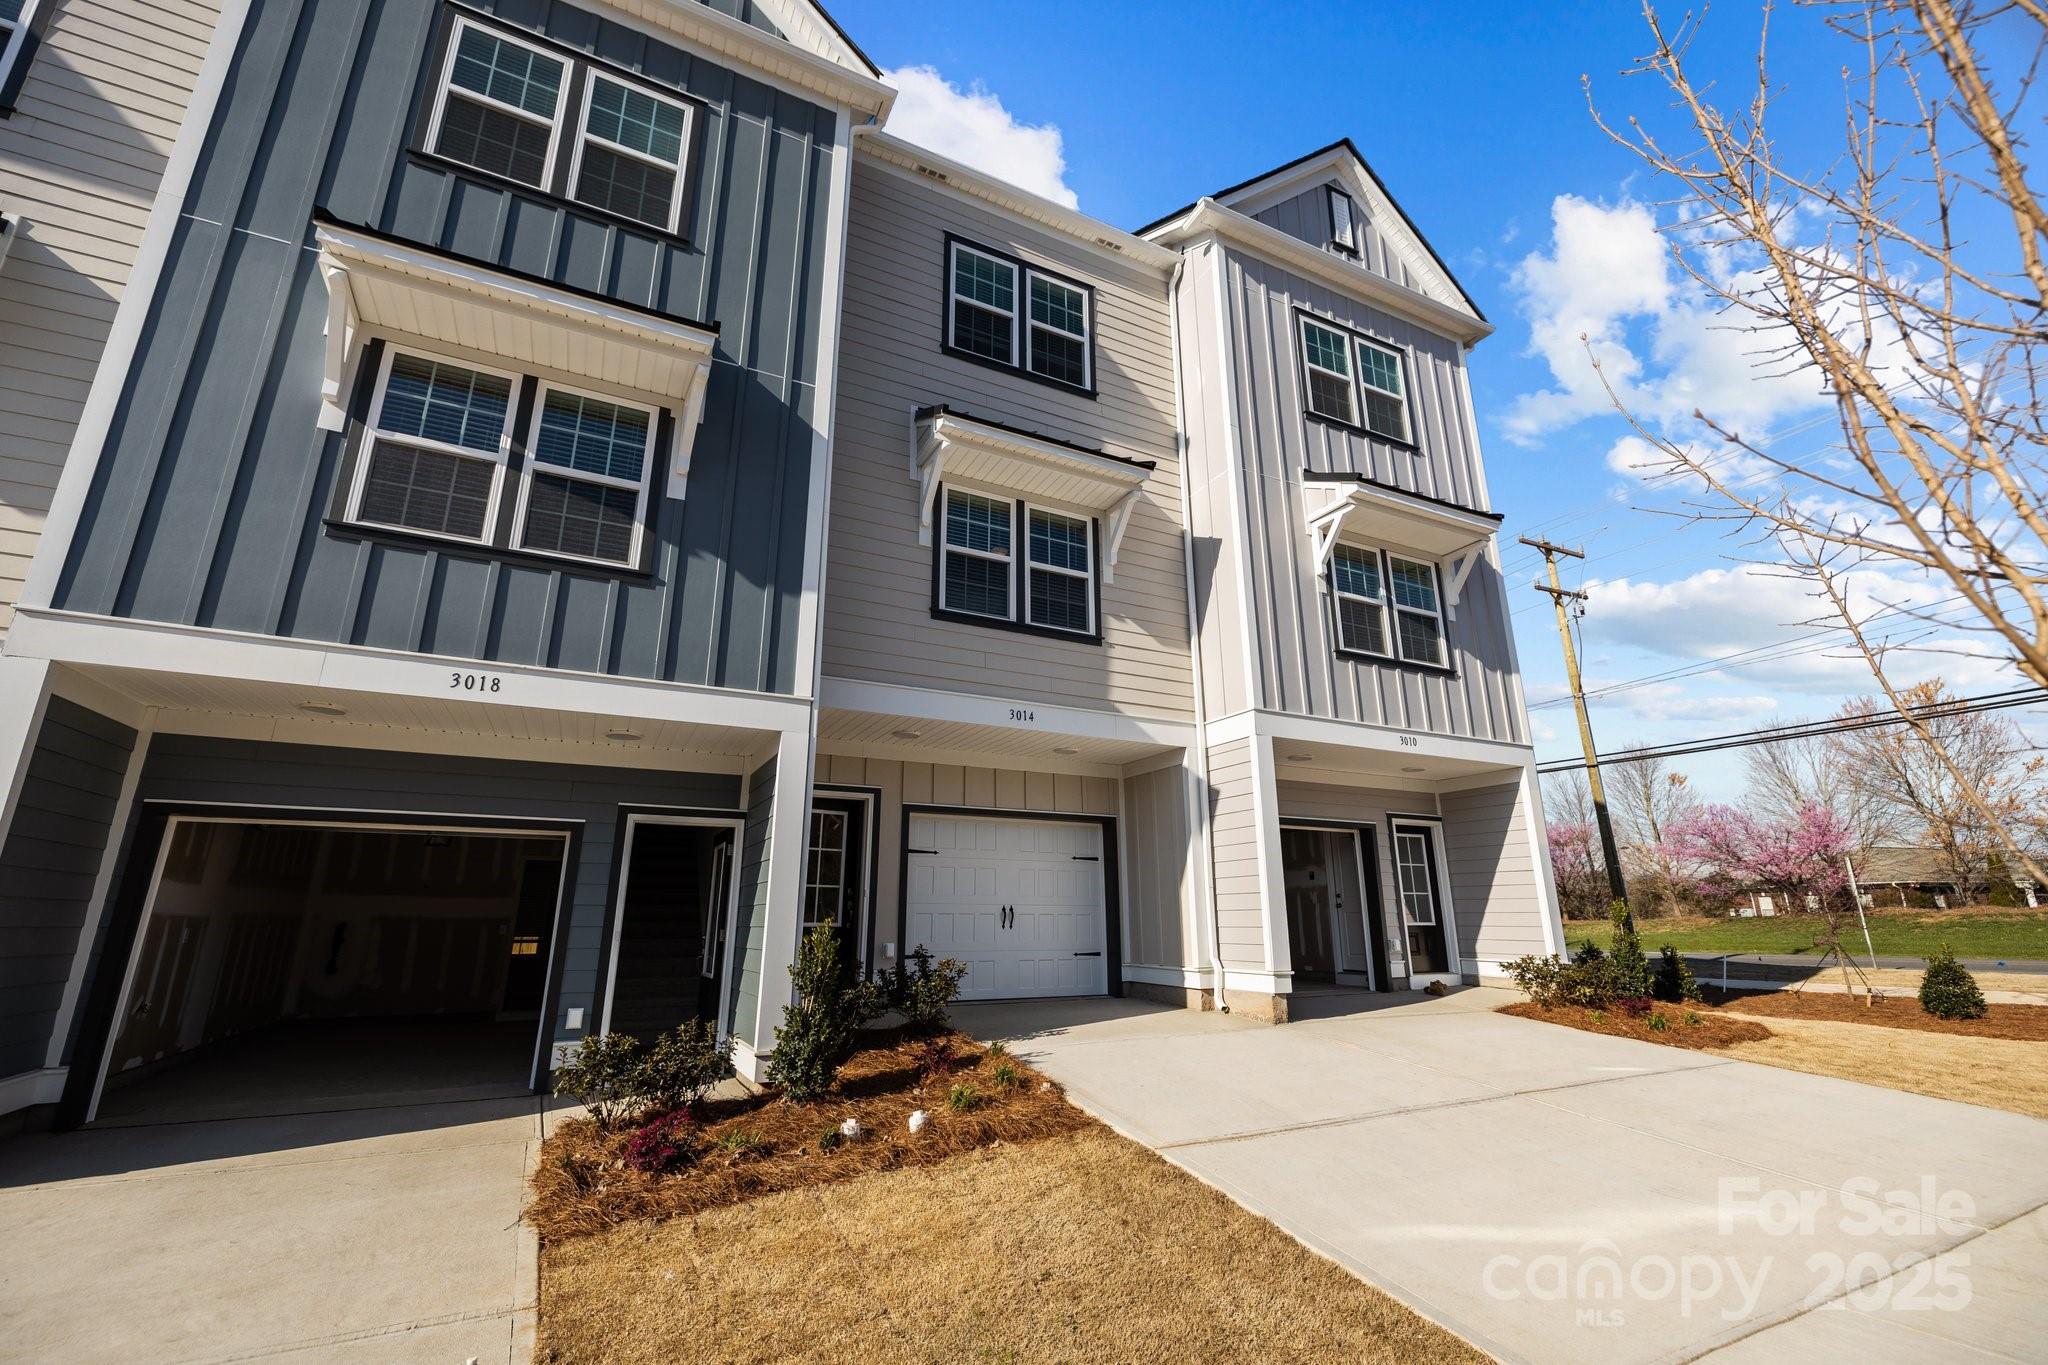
(912, 406, 1152, 582)
(314, 223, 720, 498)
(1305, 475, 1501, 610)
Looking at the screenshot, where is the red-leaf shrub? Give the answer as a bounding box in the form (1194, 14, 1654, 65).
(622, 1109, 698, 1174)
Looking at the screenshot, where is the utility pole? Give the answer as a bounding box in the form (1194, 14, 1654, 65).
(1522, 536, 1631, 924)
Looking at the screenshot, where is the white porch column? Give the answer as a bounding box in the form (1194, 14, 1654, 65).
(739, 725, 817, 1073)
(0, 654, 54, 849)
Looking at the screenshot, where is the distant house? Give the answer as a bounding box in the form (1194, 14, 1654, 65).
(1850, 847, 2039, 909)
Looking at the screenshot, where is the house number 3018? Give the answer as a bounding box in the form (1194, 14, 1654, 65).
(1008, 707, 1037, 723)
(451, 671, 503, 694)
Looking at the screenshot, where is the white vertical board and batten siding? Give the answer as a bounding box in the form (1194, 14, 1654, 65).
(0, 0, 222, 637)
(823, 157, 1193, 720)
(1250, 182, 1438, 298)
(814, 752, 1116, 969)
(1215, 239, 1523, 745)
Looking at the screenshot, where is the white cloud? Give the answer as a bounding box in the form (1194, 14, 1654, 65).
(1579, 561, 2024, 697)
(1502, 195, 1833, 447)
(881, 65, 1078, 209)
(1602, 683, 1786, 725)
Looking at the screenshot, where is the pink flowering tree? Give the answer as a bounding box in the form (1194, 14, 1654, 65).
(1546, 818, 1609, 918)
(1660, 802, 1853, 910)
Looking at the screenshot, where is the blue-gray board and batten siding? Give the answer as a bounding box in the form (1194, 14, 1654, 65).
(52, 0, 839, 695)
(0, 697, 138, 1080)
(51, 732, 745, 1122)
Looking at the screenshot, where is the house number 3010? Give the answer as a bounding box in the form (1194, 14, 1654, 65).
(451, 671, 503, 694)
(1008, 707, 1037, 723)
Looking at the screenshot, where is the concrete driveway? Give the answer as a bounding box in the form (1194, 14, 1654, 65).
(0, 1096, 549, 1363)
(959, 988, 2048, 1365)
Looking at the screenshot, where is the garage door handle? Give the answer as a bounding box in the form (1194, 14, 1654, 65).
(1071, 855, 1099, 862)
(1072, 951, 1102, 957)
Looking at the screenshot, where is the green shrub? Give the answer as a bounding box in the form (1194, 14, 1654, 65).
(1651, 945, 1704, 1003)
(1684, 1010, 1703, 1026)
(637, 1019, 735, 1114)
(881, 946, 969, 1035)
(990, 1060, 1020, 1090)
(1647, 1012, 1670, 1033)
(947, 1082, 984, 1113)
(715, 1129, 770, 1162)
(984, 1040, 1008, 1060)
(551, 1030, 644, 1130)
(1504, 952, 1627, 1009)
(1919, 944, 1988, 1020)
(1606, 902, 1653, 999)
(817, 1126, 844, 1153)
(766, 923, 885, 1101)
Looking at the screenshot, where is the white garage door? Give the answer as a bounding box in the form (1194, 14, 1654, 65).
(905, 815, 1107, 1000)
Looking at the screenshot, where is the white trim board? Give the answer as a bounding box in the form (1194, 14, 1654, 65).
(819, 676, 1194, 750)
(0, 1067, 67, 1117)
(9, 608, 813, 737)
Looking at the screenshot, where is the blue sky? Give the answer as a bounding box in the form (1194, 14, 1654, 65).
(828, 0, 2046, 799)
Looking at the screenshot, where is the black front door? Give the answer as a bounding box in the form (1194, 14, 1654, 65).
(804, 797, 869, 971)
(611, 822, 734, 1041)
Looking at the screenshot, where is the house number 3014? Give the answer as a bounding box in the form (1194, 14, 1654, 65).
(1008, 707, 1037, 723)
(451, 671, 503, 694)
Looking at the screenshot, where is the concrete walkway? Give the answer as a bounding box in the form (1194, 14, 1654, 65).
(959, 988, 2048, 1365)
(0, 1096, 549, 1363)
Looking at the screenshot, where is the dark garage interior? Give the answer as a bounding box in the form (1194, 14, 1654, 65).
(93, 821, 565, 1124)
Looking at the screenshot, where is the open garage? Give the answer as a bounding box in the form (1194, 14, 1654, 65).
(88, 818, 570, 1125)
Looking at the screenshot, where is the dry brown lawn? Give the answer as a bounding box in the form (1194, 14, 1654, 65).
(1716, 1015, 2048, 1119)
(539, 1127, 1484, 1365)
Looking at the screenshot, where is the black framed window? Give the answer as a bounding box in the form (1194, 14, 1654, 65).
(1328, 543, 1449, 670)
(1356, 338, 1410, 443)
(416, 12, 700, 242)
(340, 343, 662, 573)
(1299, 315, 1357, 425)
(1327, 186, 1358, 253)
(943, 236, 1096, 395)
(934, 486, 1100, 640)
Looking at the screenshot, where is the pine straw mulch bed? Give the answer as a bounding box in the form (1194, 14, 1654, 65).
(528, 1031, 1091, 1244)
(1497, 1001, 1773, 1049)
(1705, 986, 2048, 1041)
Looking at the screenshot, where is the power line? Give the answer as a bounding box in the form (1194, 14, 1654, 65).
(1536, 686, 2048, 774)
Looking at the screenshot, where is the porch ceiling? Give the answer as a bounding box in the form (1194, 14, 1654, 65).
(819, 706, 1178, 769)
(1269, 735, 1519, 787)
(62, 664, 773, 760)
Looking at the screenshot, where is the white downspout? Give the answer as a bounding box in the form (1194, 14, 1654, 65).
(1167, 253, 1228, 1014)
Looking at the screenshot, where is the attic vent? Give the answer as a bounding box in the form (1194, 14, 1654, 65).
(916, 163, 949, 183)
(1095, 237, 1125, 253)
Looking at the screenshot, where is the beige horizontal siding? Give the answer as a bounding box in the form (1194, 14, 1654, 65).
(1205, 738, 1268, 969)
(1438, 778, 1551, 967)
(0, 0, 224, 637)
(1121, 761, 1197, 974)
(822, 155, 1194, 722)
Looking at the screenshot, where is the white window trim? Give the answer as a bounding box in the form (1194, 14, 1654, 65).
(0, 0, 44, 93)
(939, 485, 1015, 621)
(425, 15, 568, 191)
(1024, 269, 1091, 389)
(509, 380, 661, 570)
(345, 345, 520, 549)
(1023, 501, 1096, 635)
(1386, 553, 1448, 667)
(1355, 336, 1411, 443)
(1329, 542, 1391, 659)
(566, 69, 694, 234)
(1327, 186, 1357, 253)
(1388, 816, 1462, 986)
(1298, 313, 1358, 425)
(947, 242, 1020, 367)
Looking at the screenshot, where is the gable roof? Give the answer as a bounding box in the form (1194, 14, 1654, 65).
(1136, 138, 1485, 324)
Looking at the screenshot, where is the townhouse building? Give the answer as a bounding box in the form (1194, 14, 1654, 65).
(0, 0, 1560, 1128)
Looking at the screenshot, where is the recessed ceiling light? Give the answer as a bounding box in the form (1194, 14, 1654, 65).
(606, 726, 642, 741)
(1285, 753, 1313, 763)
(1401, 765, 1426, 774)
(1053, 746, 1080, 756)
(297, 701, 347, 717)
(891, 729, 922, 740)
